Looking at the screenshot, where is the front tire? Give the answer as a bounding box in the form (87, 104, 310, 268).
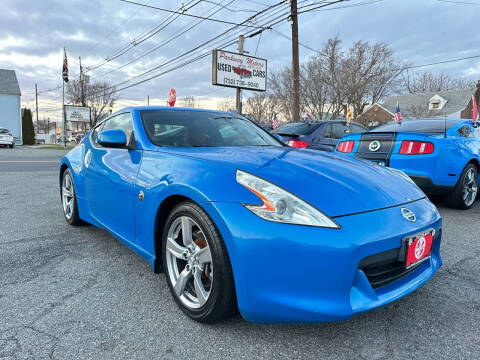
(9, 144, 14, 149)
(61, 168, 83, 225)
(447, 163, 478, 209)
(162, 201, 236, 323)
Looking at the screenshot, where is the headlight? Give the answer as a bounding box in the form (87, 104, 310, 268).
(236, 170, 340, 228)
(387, 167, 416, 184)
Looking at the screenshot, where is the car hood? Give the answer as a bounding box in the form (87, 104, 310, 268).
(165, 146, 426, 217)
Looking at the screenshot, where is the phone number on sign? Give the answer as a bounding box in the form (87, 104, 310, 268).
(223, 77, 261, 89)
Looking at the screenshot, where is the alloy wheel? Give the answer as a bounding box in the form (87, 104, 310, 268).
(165, 216, 213, 309)
(463, 167, 478, 207)
(62, 172, 74, 220)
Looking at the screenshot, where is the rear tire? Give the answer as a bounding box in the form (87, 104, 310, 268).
(162, 201, 236, 323)
(447, 163, 478, 209)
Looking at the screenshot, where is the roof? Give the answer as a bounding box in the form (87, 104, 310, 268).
(0, 69, 21, 95)
(370, 118, 466, 134)
(380, 88, 474, 118)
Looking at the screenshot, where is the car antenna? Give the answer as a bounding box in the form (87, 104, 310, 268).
(444, 111, 447, 138)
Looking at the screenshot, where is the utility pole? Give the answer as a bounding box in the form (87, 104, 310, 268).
(79, 56, 85, 106)
(290, 0, 300, 122)
(147, 95, 150, 106)
(236, 34, 245, 114)
(35, 84, 39, 134)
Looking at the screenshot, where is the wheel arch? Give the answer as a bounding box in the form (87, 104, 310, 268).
(152, 194, 193, 273)
(59, 162, 69, 189)
(467, 158, 480, 172)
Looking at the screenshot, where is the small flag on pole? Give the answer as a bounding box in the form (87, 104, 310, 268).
(272, 112, 279, 129)
(472, 95, 478, 124)
(346, 104, 352, 125)
(394, 101, 403, 124)
(303, 109, 311, 122)
(62, 47, 69, 83)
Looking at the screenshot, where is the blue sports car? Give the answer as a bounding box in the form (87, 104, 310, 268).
(335, 119, 480, 209)
(59, 107, 442, 323)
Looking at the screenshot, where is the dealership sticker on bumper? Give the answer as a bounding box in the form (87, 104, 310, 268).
(406, 233, 433, 268)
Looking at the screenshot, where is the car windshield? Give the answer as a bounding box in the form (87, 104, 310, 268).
(0, 128, 9, 134)
(272, 122, 320, 135)
(140, 110, 284, 147)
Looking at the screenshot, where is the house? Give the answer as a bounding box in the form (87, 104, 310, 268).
(356, 81, 480, 128)
(0, 69, 22, 144)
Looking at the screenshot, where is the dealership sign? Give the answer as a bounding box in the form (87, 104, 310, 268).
(212, 50, 267, 91)
(64, 105, 91, 122)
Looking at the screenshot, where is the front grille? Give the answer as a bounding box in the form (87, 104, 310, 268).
(358, 231, 436, 289)
(361, 258, 422, 289)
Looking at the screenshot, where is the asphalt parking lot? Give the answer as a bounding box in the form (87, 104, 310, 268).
(1, 147, 479, 360)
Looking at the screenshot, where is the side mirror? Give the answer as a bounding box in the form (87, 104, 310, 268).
(97, 129, 127, 148)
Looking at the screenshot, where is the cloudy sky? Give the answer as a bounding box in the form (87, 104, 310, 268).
(2, 0, 480, 122)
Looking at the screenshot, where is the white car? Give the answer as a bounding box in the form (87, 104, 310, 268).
(0, 127, 14, 148)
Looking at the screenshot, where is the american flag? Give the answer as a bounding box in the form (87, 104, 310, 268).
(304, 109, 311, 122)
(472, 95, 478, 124)
(272, 112, 279, 129)
(62, 47, 69, 83)
(394, 101, 402, 124)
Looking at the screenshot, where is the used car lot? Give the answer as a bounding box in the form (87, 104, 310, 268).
(1, 147, 479, 359)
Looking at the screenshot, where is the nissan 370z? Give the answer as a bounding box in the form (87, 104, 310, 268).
(59, 107, 442, 323)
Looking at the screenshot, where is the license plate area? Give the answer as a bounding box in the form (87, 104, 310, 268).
(402, 229, 434, 269)
(368, 159, 385, 167)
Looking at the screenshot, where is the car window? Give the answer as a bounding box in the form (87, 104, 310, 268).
(0, 128, 9, 134)
(457, 125, 474, 138)
(324, 123, 346, 139)
(272, 122, 320, 135)
(102, 113, 133, 140)
(91, 122, 104, 145)
(476, 126, 480, 138)
(140, 110, 283, 147)
(345, 124, 365, 135)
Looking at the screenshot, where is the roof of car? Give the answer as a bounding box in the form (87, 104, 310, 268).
(116, 106, 228, 114)
(370, 118, 468, 133)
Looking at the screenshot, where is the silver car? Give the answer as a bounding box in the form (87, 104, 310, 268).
(0, 127, 14, 148)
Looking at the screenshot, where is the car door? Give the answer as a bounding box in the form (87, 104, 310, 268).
(320, 123, 346, 151)
(315, 123, 336, 151)
(84, 112, 141, 242)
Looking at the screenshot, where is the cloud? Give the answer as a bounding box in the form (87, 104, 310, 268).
(1, 0, 479, 122)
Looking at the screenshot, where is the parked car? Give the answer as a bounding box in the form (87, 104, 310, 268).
(60, 107, 442, 323)
(272, 120, 367, 151)
(335, 119, 480, 209)
(0, 127, 14, 148)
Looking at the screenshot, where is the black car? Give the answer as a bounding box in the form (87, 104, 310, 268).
(272, 120, 367, 151)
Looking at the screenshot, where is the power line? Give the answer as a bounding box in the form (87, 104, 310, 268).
(118, 0, 267, 29)
(90, 1, 287, 93)
(89, 0, 238, 80)
(85, 0, 201, 71)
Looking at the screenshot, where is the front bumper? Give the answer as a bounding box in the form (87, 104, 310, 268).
(203, 197, 442, 323)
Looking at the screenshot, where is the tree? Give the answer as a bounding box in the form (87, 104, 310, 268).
(216, 97, 235, 112)
(66, 79, 119, 126)
(243, 93, 278, 125)
(22, 108, 35, 145)
(400, 71, 474, 94)
(268, 37, 405, 122)
(180, 96, 198, 108)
